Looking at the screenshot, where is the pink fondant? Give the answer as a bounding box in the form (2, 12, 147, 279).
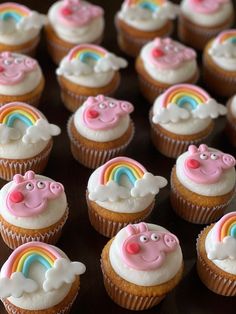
(188, 0, 229, 14)
(121, 222, 179, 271)
(58, 0, 103, 27)
(0, 52, 37, 85)
(6, 171, 64, 217)
(82, 95, 134, 130)
(184, 144, 236, 184)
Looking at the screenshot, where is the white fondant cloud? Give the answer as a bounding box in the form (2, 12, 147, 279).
(43, 258, 86, 292)
(17, 12, 47, 31)
(89, 180, 130, 202)
(209, 42, 236, 58)
(207, 236, 236, 260)
(0, 124, 21, 144)
(152, 103, 190, 124)
(94, 53, 128, 72)
(131, 172, 167, 197)
(56, 58, 93, 76)
(22, 118, 61, 144)
(192, 99, 227, 119)
(0, 272, 38, 298)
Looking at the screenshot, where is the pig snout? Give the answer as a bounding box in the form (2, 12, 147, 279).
(222, 154, 236, 169)
(50, 182, 63, 195)
(163, 234, 178, 250)
(120, 102, 133, 113)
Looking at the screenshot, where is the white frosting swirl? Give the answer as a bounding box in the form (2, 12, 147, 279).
(230, 95, 236, 116)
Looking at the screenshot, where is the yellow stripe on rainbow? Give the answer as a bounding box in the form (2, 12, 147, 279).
(220, 216, 236, 241)
(214, 212, 236, 242)
(69, 44, 107, 62)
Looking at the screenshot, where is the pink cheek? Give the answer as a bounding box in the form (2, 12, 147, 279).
(61, 7, 72, 16)
(125, 242, 140, 255)
(187, 159, 200, 169)
(86, 109, 100, 119)
(152, 48, 165, 58)
(0, 66, 4, 72)
(9, 191, 24, 203)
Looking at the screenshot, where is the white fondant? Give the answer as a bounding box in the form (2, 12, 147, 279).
(17, 12, 47, 31)
(176, 149, 236, 196)
(109, 223, 183, 286)
(56, 58, 93, 76)
(0, 125, 20, 144)
(89, 180, 130, 202)
(207, 236, 236, 260)
(205, 228, 236, 275)
(208, 40, 236, 71)
(0, 175, 67, 229)
(48, 1, 104, 44)
(131, 173, 167, 197)
(140, 41, 197, 84)
(230, 95, 236, 117)
(94, 53, 128, 73)
(192, 99, 227, 119)
(181, 0, 233, 27)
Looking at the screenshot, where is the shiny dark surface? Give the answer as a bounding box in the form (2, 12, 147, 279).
(0, 1, 235, 313)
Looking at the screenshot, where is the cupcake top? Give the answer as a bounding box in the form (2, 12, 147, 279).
(0, 241, 86, 310)
(0, 51, 43, 96)
(48, 0, 104, 44)
(0, 170, 67, 229)
(0, 2, 46, 45)
(117, 0, 179, 31)
(56, 44, 127, 88)
(109, 222, 183, 286)
(205, 211, 236, 275)
(140, 37, 197, 84)
(0, 102, 61, 159)
(152, 84, 227, 135)
(229, 95, 236, 117)
(88, 156, 167, 213)
(72, 95, 134, 142)
(180, 0, 233, 27)
(176, 144, 236, 196)
(208, 29, 236, 71)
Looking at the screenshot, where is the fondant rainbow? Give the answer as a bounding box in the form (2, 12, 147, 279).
(217, 30, 236, 45)
(214, 212, 236, 242)
(126, 0, 165, 11)
(3, 242, 61, 278)
(0, 3, 30, 23)
(0, 103, 41, 128)
(100, 157, 146, 186)
(68, 44, 107, 64)
(161, 84, 210, 110)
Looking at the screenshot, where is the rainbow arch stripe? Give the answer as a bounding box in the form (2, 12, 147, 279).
(0, 102, 41, 128)
(68, 44, 107, 64)
(100, 157, 146, 186)
(217, 30, 236, 45)
(0, 3, 30, 23)
(214, 212, 236, 242)
(161, 84, 210, 111)
(3, 242, 62, 278)
(126, 0, 165, 11)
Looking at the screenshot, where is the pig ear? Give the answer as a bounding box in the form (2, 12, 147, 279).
(2, 51, 11, 58)
(86, 96, 96, 106)
(138, 222, 148, 233)
(125, 224, 137, 236)
(96, 95, 105, 102)
(188, 145, 198, 155)
(199, 144, 208, 153)
(13, 174, 24, 184)
(154, 38, 162, 46)
(24, 171, 35, 180)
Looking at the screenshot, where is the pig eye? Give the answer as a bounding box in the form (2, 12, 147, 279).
(4, 59, 12, 65)
(200, 153, 208, 160)
(109, 102, 116, 108)
(210, 153, 218, 160)
(99, 103, 106, 109)
(151, 233, 159, 241)
(140, 235, 148, 243)
(26, 183, 34, 190)
(37, 181, 45, 189)
(14, 58, 22, 64)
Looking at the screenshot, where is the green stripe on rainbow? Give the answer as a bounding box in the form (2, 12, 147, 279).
(68, 44, 107, 64)
(214, 212, 236, 242)
(0, 3, 29, 23)
(126, 0, 165, 12)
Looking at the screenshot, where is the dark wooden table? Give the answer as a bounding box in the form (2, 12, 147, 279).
(0, 1, 236, 313)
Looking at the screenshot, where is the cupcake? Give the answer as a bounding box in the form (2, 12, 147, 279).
(45, 0, 104, 64)
(171, 144, 236, 224)
(87, 157, 167, 237)
(150, 84, 227, 158)
(0, 51, 45, 107)
(135, 37, 199, 103)
(115, 0, 179, 57)
(101, 222, 184, 310)
(0, 102, 61, 181)
(197, 211, 236, 296)
(0, 2, 46, 56)
(178, 0, 234, 51)
(56, 44, 127, 112)
(0, 170, 68, 249)
(67, 95, 135, 169)
(0, 241, 86, 313)
(203, 29, 236, 98)
(225, 95, 236, 146)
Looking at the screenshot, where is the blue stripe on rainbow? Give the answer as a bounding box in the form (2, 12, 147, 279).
(68, 44, 107, 64)
(214, 212, 236, 242)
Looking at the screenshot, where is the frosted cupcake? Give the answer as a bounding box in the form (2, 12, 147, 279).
(150, 84, 227, 158)
(56, 44, 127, 112)
(0, 242, 86, 313)
(101, 222, 183, 310)
(0, 51, 44, 107)
(203, 29, 236, 98)
(0, 170, 68, 249)
(197, 212, 236, 296)
(135, 37, 199, 103)
(171, 144, 236, 224)
(0, 102, 61, 181)
(115, 0, 179, 57)
(45, 0, 104, 64)
(87, 157, 167, 237)
(67, 95, 134, 169)
(0, 2, 46, 56)
(178, 0, 234, 51)
(225, 95, 236, 146)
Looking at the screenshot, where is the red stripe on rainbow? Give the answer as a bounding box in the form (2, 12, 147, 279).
(68, 44, 107, 61)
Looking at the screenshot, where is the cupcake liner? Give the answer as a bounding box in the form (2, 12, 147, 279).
(0, 208, 69, 249)
(0, 140, 53, 181)
(67, 117, 135, 169)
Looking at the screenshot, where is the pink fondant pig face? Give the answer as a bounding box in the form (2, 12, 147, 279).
(149, 38, 196, 70)
(83, 95, 134, 130)
(121, 223, 179, 271)
(184, 144, 236, 184)
(0, 52, 37, 85)
(189, 0, 228, 14)
(6, 171, 64, 217)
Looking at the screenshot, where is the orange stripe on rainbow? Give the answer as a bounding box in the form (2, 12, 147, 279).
(214, 212, 236, 242)
(68, 44, 107, 62)
(217, 30, 236, 44)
